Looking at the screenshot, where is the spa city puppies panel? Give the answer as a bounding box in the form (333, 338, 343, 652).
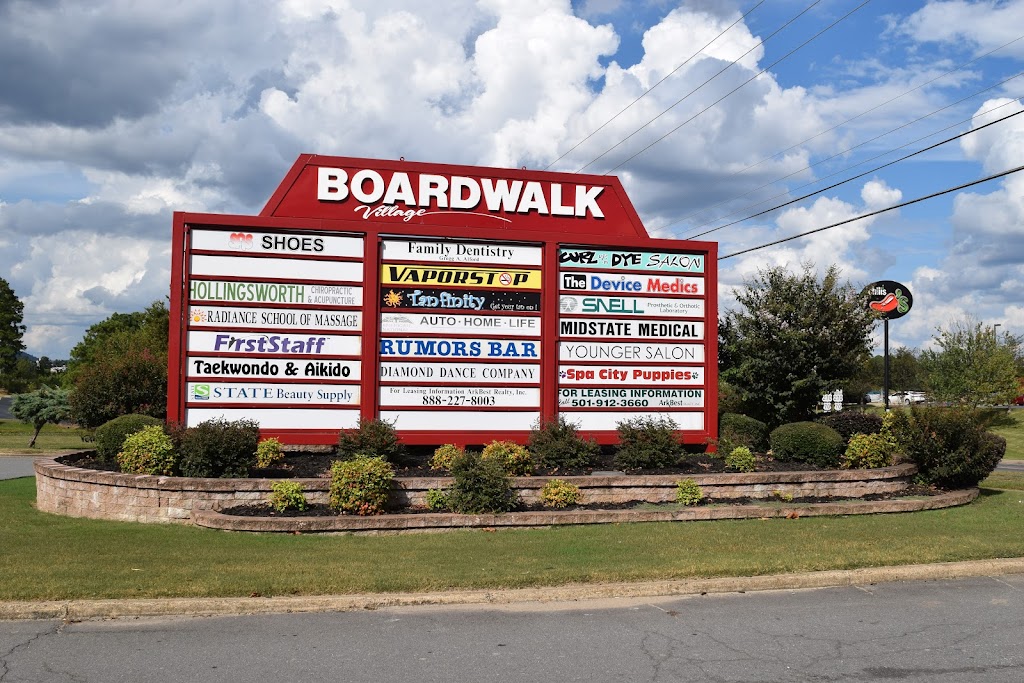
(184, 227, 364, 431)
(557, 247, 707, 433)
(378, 238, 543, 433)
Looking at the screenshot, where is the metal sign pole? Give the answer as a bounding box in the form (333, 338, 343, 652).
(883, 317, 890, 411)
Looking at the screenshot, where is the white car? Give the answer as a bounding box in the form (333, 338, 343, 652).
(892, 391, 928, 405)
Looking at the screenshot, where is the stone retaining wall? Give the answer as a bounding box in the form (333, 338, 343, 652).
(34, 455, 918, 525)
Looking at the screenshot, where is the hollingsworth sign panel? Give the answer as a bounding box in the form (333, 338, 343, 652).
(168, 154, 717, 446)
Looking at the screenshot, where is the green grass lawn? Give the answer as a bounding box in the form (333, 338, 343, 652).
(0, 419, 90, 453)
(985, 409, 1024, 460)
(2, 476, 1024, 602)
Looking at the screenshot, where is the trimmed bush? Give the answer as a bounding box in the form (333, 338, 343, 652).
(116, 425, 176, 476)
(337, 418, 405, 463)
(481, 440, 534, 476)
(613, 415, 682, 470)
(329, 456, 394, 515)
(769, 422, 845, 468)
(540, 479, 581, 509)
(174, 418, 260, 478)
(718, 413, 768, 452)
(818, 411, 883, 443)
(887, 406, 1004, 488)
(255, 438, 285, 469)
(268, 481, 308, 513)
(94, 414, 163, 462)
(446, 450, 520, 514)
(425, 488, 449, 512)
(527, 416, 601, 470)
(841, 432, 892, 469)
(430, 444, 465, 472)
(675, 479, 704, 506)
(724, 446, 756, 473)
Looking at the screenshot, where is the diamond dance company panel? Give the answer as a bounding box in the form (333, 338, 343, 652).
(558, 246, 708, 431)
(378, 238, 542, 425)
(183, 228, 365, 431)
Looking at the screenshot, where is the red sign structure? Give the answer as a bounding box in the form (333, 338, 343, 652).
(168, 154, 718, 446)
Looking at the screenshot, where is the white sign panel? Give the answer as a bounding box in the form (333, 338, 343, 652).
(380, 312, 539, 337)
(559, 342, 704, 363)
(189, 306, 362, 331)
(559, 388, 704, 408)
(188, 331, 361, 356)
(559, 365, 703, 386)
(190, 254, 363, 282)
(559, 248, 704, 273)
(558, 295, 704, 318)
(560, 271, 703, 296)
(189, 281, 362, 307)
(187, 382, 360, 406)
(380, 338, 539, 359)
(190, 229, 363, 258)
(561, 411, 704, 431)
(187, 356, 361, 380)
(382, 240, 542, 265)
(380, 362, 539, 383)
(559, 319, 704, 340)
(380, 410, 540, 431)
(379, 386, 540, 408)
(187, 408, 360, 430)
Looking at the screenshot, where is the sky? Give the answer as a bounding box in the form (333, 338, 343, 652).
(1, 0, 1023, 360)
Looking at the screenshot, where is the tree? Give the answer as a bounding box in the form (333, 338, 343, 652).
(889, 347, 925, 391)
(0, 277, 26, 378)
(920, 319, 1022, 407)
(720, 264, 875, 427)
(65, 300, 168, 385)
(11, 387, 72, 448)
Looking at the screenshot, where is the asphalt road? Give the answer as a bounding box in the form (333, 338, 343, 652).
(0, 456, 36, 480)
(2, 575, 1023, 682)
(0, 396, 11, 420)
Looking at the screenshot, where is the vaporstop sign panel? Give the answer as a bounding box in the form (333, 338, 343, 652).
(168, 155, 717, 446)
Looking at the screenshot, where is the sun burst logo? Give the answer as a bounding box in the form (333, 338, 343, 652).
(190, 308, 206, 323)
(383, 290, 403, 307)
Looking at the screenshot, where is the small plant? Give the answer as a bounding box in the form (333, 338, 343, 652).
(337, 418, 405, 463)
(841, 432, 893, 469)
(255, 438, 285, 469)
(540, 479, 581, 509)
(425, 488, 449, 512)
(430, 444, 465, 471)
(329, 455, 394, 515)
(675, 479, 703, 506)
(769, 422, 845, 468)
(94, 414, 163, 462)
(770, 489, 794, 502)
(171, 418, 261, 478)
(446, 450, 520, 514)
(116, 425, 177, 476)
(613, 415, 682, 470)
(268, 481, 308, 513)
(725, 446, 756, 473)
(527, 416, 600, 470)
(481, 440, 534, 476)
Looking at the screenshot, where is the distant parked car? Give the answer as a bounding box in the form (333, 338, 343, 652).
(892, 391, 928, 405)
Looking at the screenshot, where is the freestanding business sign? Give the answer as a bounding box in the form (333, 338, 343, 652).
(169, 154, 718, 446)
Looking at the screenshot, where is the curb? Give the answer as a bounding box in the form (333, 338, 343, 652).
(3, 557, 1024, 621)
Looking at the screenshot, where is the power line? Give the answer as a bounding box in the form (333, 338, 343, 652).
(686, 100, 1024, 240)
(720, 163, 1024, 260)
(543, 1, 766, 172)
(573, 0, 826, 174)
(599, 0, 873, 175)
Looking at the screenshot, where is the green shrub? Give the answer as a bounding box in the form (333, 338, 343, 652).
(612, 415, 682, 470)
(724, 446, 756, 472)
(769, 422, 845, 468)
(527, 416, 600, 470)
(675, 479, 704, 506)
(268, 481, 308, 513)
(841, 432, 892, 469)
(818, 411, 884, 443)
(481, 440, 534, 476)
(430, 444, 465, 471)
(173, 418, 260, 478)
(770, 489, 794, 502)
(718, 413, 768, 452)
(68, 348, 167, 429)
(337, 418, 405, 463)
(425, 488, 449, 512)
(540, 479, 581, 509)
(887, 406, 1005, 488)
(94, 414, 163, 462)
(255, 438, 285, 469)
(116, 425, 177, 476)
(329, 456, 394, 515)
(446, 450, 520, 514)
